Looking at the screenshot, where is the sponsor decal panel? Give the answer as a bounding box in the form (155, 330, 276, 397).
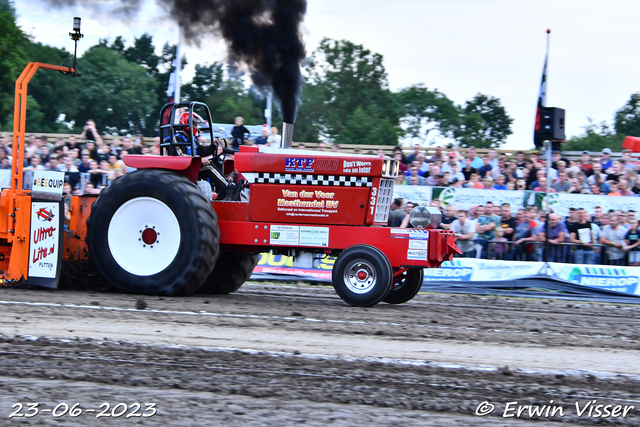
(436, 187, 524, 214)
(285, 158, 315, 172)
(29, 202, 60, 278)
(553, 264, 640, 295)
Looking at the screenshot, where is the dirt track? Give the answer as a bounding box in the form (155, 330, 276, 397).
(1, 282, 639, 426)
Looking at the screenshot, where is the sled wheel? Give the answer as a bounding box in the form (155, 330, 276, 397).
(383, 268, 424, 304)
(332, 245, 392, 307)
(86, 169, 219, 296)
(198, 250, 260, 294)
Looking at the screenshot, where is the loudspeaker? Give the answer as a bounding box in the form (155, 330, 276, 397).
(540, 107, 565, 141)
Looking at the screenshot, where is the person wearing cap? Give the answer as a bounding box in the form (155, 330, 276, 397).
(441, 153, 462, 174)
(580, 151, 593, 175)
(601, 148, 613, 171)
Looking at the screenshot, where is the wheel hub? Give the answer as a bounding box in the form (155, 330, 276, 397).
(140, 225, 159, 247)
(344, 261, 377, 294)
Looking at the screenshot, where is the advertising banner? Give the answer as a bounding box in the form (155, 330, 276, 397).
(392, 185, 433, 206)
(250, 253, 640, 298)
(422, 258, 545, 282)
(28, 201, 62, 281)
(433, 187, 526, 213)
(548, 263, 640, 295)
(534, 192, 640, 217)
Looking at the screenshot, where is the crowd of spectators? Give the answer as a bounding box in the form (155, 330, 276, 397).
(388, 197, 640, 266)
(391, 144, 640, 195)
(0, 120, 161, 197)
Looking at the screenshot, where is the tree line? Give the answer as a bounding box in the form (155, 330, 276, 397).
(1, 1, 638, 150)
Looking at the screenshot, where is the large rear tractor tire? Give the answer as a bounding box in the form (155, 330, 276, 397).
(383, 268, 424, 304)
(86, 169, 220, 296)
(198, 250, 260, 294)
(332, 245, 392, 307)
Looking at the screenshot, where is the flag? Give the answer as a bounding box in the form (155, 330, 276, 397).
(163, 59, 177, 127)
(533, 30, 550, 149)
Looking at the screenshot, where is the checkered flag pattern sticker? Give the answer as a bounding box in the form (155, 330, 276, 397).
(255, 173, 373, 187)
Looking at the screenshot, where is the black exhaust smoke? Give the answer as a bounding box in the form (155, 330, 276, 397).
(42, 0, 307, 124)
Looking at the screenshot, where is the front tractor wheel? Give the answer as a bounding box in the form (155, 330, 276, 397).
(332, 245, 392, 307)
(383, 268, 424, 304)
(86, 169, 220, 296)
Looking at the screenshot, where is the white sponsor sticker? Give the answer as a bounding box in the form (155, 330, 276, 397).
(32, 170, 65, 200)
(270, 225, 299, 245)
(407, 249, 427, 260)
(409, 240, 429, 250)
(28, 202, 60, 278)
(299, 226, 329, 247)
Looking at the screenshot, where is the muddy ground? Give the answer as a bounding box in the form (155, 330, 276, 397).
(1, 282, 639, 426)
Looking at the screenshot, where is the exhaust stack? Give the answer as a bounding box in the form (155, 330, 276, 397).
(280, 122, 294, 149)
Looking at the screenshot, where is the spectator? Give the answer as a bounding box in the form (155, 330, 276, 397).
(475, 205, 501, 257)
(441, 154, 462, 175)
(514, 207, 540, 260)
(408, 175, 421, 186)
(448, 162, 465, 182)
(533, 177, 553, 192)
(121, 137, 137, 155)
(255, 128, 270, 146)
(600, 214, 627, 265)
(483, 176, 494, 189)
(393, 152, 408, 175)
(429, 146, 444, 162)
(424, 166, 439, 186)
(331, 144, 340, 153)
(530, 151, 545, 169)
(607, 182, 621, 196)
(540, 214, 566, 262)
(515, 179, 527, 192)
(297, 143, 306, 150)
(601, 148, 613, 171)
(565, 208, 578, 231)
(46, 155, 63, 172)
(529, 169, 545, 190)
(499, 203, 517, 242)
(437, 173, 448, 187)
(568, 208, 597, 264)
(487, 148, 499, 168)
(622, 150, 638, 171)
(407, 144, 422, 164)
(268, 126, 281, 146)
(465, 173, 482, 189)
(490, 229, 509, 259)
(387, 198, 405, 227)
(462, 157, 477, 181)
(493, 175, 507, 190)
(231, 116, 250, 149)
(452, 210, 476, 257)
(624, 217, 640, 266)
(606, 161, 623, 182)
(399, 202, 417, 228)
(467, 146, 483, 168)
(24, 155, 45, 171)
(79, 119, 103, 145)
(406, 165, 424, 185)
(477, 156, 493, 178)
(316, 142, 326, 152)
(580, 151, 592, 175)
(589, 183, 602, 195)
(552, 171, 571, 193)
(439, 205, 458, 230)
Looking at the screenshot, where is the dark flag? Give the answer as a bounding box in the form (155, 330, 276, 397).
(533, 29, 550, 149)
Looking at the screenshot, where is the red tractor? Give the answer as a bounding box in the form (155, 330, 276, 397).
(82, 102, 460, 306)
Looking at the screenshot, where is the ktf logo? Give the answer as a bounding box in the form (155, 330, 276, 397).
(285, 158, 315, 171)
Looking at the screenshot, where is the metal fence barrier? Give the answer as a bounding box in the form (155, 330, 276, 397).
(455, 240, 631, 266)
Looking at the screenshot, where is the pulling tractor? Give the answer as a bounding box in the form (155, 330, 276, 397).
(3, 62, 460, 307)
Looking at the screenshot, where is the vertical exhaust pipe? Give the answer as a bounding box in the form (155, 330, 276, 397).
(280, 122, 294, 149)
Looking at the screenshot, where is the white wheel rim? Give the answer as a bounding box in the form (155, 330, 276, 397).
(107, 197, 181, 276)
(344, 259, 377, 294)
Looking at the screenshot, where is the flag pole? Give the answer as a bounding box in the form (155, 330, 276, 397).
(175, 26, 183, 104)
(544, 29, 551, 264)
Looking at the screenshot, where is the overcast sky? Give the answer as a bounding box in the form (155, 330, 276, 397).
(14, 0, 640, 149)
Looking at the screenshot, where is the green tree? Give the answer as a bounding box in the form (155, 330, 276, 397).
(0, 6, 28, 131)
(181, 62, 224, 103)
(563, 118, 622, 152)
(396, 84, 460, 144)
(300, 38, 401, 145)
(614, 93, 640, 138)
(124, 33, 160, 76)
(453, 93, 513, 148)
(22, 41, 81, 132)
(73, 46, 157, 135)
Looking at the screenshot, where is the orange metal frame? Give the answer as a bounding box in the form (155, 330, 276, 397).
(0, 63, 75, 283)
